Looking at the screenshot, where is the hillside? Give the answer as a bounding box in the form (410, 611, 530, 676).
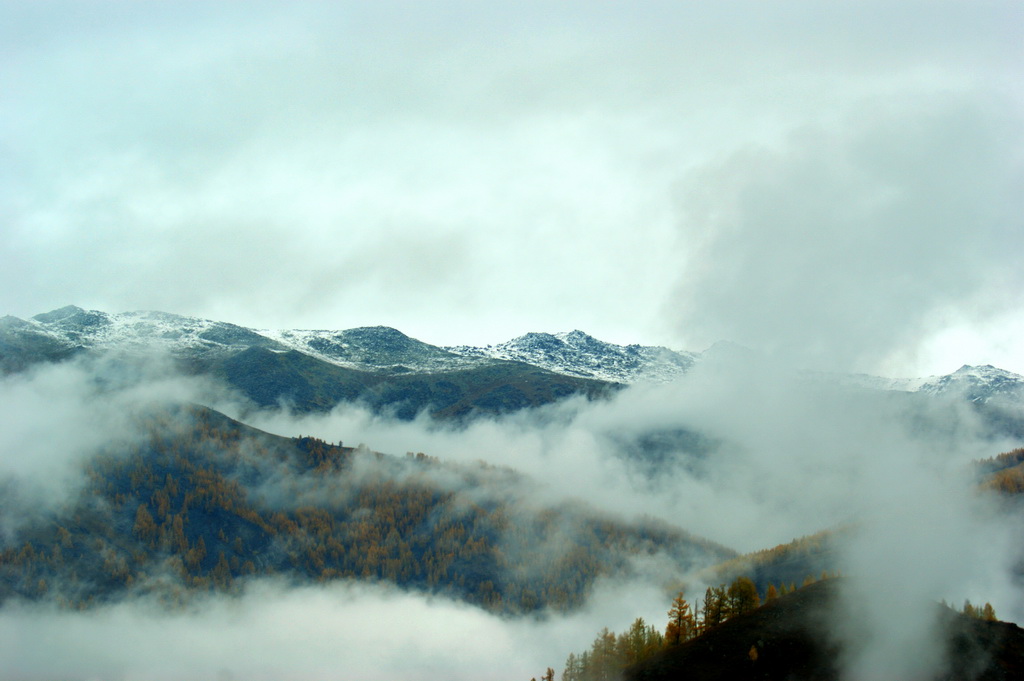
(0, 307, 624, 418)
(625, 579, 1024, 681)
(0, 403, 733, 613)
(188, 344, 616, 419)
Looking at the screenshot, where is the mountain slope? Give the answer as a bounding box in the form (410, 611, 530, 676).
(0, 403, 734, 613)
(919, 364, 1024, 404)
(4, 307, 1024, 430)
(1, 307, 619, 418)
(0, 314, 81, 372)
(188, 344, 616, 418)
(625, 579, 1024, 681)
(447, 330, 697, 384)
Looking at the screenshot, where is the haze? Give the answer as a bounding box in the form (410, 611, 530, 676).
(2, 2, 1023, 680)
(2, 1, 1022, 376)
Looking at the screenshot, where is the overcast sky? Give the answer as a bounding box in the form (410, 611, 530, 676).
(3, 1, 1022, 376)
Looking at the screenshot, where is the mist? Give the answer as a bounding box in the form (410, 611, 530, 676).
(1, 576, 674, 681)
(0, 357, 710, 679)
(0, 354, 229, 534)
(239, 353, 1014, 550)
(672, 93, 1024, 377)
(0, 336, 1021, 679)
(236, 352, 1024, 677)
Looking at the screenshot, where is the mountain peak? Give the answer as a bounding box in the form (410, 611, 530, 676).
(557, 330, 601, 346)
(445, 330, 696, 384)
(0, 315, 31, 329)
(31, 305, 88, 324)
(918, 364, 1024, 403)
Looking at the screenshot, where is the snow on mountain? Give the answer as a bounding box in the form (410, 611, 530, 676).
(834, 373, 934, 393)
(445, 330, 698, 384)
(14, 306, 479, 373)
(256, 326, 482, 372)
(8, 307, 1023, 402)
(840, 365, 1024, 403)
(11, 307, 697, 382)
(916, 364, 1024, 403)
(25, 305, 283, 354)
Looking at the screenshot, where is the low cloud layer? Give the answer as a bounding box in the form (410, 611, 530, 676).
(240, 353, 1024, 677)
(0, 355, 224, 525)
(242, 354, 1015, 552)
(1, 576, 672, 681)
(1, 347, 1022, 677)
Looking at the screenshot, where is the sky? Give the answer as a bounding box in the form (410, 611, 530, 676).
(2, 1, 1023, 377)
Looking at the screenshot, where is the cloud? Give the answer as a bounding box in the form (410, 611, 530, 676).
(236, 349, 1024, 678)
(245, 349, 1009, 541)
(0, 354, 233, 533)
(3, 3, 1024, 676)
(834, 482, 1018, 680)
(3, 2, 1021, 359)
(672, 93, 1024, 374)
(0, 575, 671, 681)
(2, 338, 1022, 677)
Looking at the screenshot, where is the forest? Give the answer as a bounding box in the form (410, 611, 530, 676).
(536, 574, 1001, 681)
(0, 403, 731, 614)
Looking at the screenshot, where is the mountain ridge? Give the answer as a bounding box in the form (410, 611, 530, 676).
(3, 306, 1024, 424)
(8, 305, 1022, 390)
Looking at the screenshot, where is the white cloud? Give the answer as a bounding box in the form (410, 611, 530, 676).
(1, 2, 1021, 370)
(0, 576, 671, 681)
(1, 336, 1022, 677)
(671, 93, 1024, 375)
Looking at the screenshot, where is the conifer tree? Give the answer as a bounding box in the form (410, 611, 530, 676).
(665, 592, 696, 645)
(132, 504, 157, 544)
(702, 585, 726, 631)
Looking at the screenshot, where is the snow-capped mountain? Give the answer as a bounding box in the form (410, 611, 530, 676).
(255, 326, 481, 373)
(446, 330, 697, 384)
(2, 306, 695, 382)
(917, 364, 1024, 404)
(24, 305, 282, 354)
(2, 306, 481, 373)
(4, 307, 1023, 407)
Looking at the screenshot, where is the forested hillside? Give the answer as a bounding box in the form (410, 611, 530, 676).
(0, 404, 731, 613)
(190, 346, 617, 419)
(533, 577, 1015, 681)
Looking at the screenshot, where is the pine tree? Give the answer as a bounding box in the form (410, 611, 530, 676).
(561, 652, 581, 681)
(666, 592, 696, 645)
(702, 585, 726, 631)
(726, 576, 760, 617)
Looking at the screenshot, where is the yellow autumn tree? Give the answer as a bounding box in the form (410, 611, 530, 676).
(665, 592, 696, 645)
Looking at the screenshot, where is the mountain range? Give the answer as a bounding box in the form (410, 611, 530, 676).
(4, 305, 1024, 678)
(4, 305, 1023, 409)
